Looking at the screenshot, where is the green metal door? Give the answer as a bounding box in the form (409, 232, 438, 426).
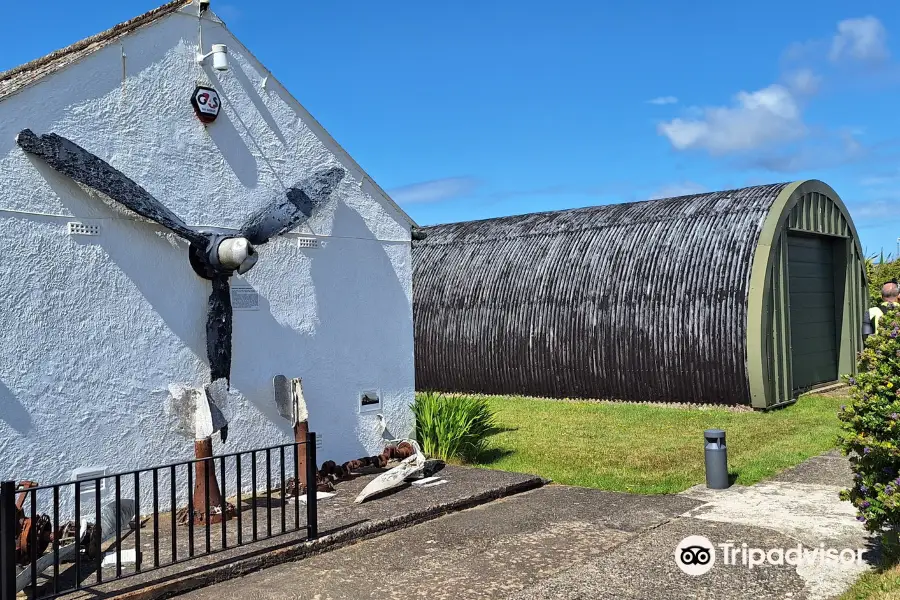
(788, 234, 838, 390)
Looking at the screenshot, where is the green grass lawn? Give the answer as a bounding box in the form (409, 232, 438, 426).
(841, 565, 900, 600)
(469, 393, 846, 494)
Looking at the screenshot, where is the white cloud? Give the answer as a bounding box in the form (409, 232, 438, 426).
(861, 177, 891, 186)
(657, 84, 805, 154)
(650, 182, 707, 199)
(388, 177, 479, 204)
(648, 96, 678, 105)
(657, 16, 895, 170)
(781, 40, 823, 64)
(850, 200, 900, 220)
(861, 175, 897, 187)
(830, 16, 890, 63)
(838, 128, 864, 157)
(784, 68, 821, 95)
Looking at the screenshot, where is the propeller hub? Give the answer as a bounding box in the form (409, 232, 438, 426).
(188, 236, 258, 280)
(217, 237, 258, 274)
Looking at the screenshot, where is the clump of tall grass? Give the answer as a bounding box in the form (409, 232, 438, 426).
(412, 392, 498, 462)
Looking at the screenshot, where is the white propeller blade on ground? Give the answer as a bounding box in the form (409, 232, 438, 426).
(354, 439, 426, 504)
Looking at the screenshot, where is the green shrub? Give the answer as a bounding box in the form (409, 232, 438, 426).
(412, 392, 497, 462)
(866, 256, 900, 307)
(839, 302, 900, 550)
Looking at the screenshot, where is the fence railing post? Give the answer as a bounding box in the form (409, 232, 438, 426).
(305, 433, 317, 539)
(1, 480, 17, 600)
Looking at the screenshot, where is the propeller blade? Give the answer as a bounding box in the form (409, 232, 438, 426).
(206, 274, 233, 384)
(16, 129, 207, 245)
(239, 166, 345, 245)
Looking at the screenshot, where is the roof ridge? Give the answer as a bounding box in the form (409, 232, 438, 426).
(419, 182, 791, 231)
(0, 0, 188, 86)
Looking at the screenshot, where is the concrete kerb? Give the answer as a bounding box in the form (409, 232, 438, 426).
(67, 473, 548, 600)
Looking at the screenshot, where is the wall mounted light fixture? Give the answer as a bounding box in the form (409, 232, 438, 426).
(196, 44, 229, 71)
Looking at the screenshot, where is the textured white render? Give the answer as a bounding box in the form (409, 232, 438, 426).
(0, 3, 414, 508)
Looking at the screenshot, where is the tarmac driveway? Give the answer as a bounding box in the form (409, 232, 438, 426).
(178, 452, 874, 600)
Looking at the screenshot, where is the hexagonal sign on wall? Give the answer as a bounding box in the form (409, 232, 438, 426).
(191, 85, 221, 123)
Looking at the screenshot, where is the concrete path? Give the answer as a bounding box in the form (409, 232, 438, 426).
(517, 450, 872, 600)
(679, 450, 871, 599)
(177, 451, 874, 600)
(47, 466, 544, 599)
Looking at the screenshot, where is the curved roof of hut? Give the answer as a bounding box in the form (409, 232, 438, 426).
(412, 182, 791, 404)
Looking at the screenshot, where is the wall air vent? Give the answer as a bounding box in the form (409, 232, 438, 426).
(297, 237, 320, 249)
(71, 466, 109, 502)
(67, 222, 100, 236)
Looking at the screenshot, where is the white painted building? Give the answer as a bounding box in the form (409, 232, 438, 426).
(0, 0, 416, 492)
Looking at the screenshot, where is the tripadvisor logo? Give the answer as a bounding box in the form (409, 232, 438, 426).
(674, 536, 866, 575)
(674, 536, 715, 575)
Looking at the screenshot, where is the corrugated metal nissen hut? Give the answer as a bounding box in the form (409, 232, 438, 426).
(412, 180, 867, 409)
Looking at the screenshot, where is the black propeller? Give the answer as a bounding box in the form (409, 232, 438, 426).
(17, 129, 345, 386)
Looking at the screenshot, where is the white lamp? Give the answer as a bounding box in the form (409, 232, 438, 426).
(197, 44, 229, 71)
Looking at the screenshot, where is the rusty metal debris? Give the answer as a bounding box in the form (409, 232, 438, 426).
(9, 480, 114, 594)
(284, 472, 335, 496)
(14, 481, 53, 566)
(273, 376, 422, 499)
(285, 441, 416, 497)
(176, 438, 236, 526)
(355, 440, 426, 504)
(7, 480, 93, 565)
(175, 501, 237, 526)
(15, 500, 132, 593)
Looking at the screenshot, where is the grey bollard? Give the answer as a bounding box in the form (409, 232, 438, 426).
(704, 429, 729, 489)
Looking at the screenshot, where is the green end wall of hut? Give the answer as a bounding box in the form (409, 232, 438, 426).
(412, 180, 867, 408)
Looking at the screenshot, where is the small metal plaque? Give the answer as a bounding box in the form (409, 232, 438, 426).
(359, 390, 381, 413)
(231, 286, 259, 311)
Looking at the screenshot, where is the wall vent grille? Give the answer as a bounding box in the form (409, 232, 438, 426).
(67, 222, 101, 236)
(72, 466, 109, 496)
(297, 237, 320, 249)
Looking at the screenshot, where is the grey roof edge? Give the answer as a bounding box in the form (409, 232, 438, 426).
(416, 182, 792, 236)
(0, 0, 190, 101)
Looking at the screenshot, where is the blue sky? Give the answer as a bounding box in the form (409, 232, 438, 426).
(2, 1, 899, 255)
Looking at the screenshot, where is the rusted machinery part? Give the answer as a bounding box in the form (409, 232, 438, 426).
(16, 515, 53, 566)
(15, 481, 39, 510)
(285, 442, 418, 495)
(12, 482, 54, 566)
(7, 481, 104, 568)
(319, 442, 417, 483)
(285, 474, 335, 497)
(53, 520, 93, 550)
(175, 501, 237, 526)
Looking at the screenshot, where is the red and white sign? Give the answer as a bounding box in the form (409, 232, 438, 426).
(191, 86, 221, 123)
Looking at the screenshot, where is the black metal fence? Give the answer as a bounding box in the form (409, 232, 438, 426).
(0, 433, 318, 600)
